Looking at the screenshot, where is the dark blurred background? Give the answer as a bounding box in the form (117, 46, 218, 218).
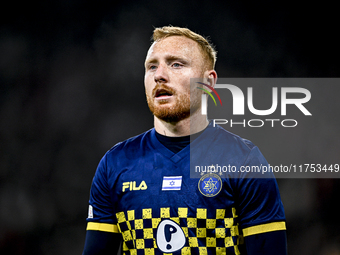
(1, 0, 339, 254)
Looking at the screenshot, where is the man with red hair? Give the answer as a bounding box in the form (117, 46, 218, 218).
(82, 26, 287, 255)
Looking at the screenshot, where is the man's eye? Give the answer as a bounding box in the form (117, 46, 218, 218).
(149, 65, 157, 70)
(172, 63, 182, 68)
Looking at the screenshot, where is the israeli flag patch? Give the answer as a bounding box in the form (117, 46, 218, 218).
(162, 176, 182, 191)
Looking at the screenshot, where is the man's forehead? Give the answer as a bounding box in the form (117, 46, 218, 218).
(153, 35, 197, 47)
(146, 36, 201, 60)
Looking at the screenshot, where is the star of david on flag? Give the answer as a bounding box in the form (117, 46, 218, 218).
(162, 176, 182, 191)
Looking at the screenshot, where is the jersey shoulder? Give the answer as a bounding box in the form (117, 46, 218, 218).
(95, 128, 158, 179)
(212, 124, 256, 151)
(105, 128, 154, 158)
(197, 123, 258, 161)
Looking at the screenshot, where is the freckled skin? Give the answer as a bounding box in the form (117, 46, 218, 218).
(144, 36, 217, 136)
(144, 36, 205, 111)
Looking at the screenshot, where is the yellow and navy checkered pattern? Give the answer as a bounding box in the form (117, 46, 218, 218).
(116, 207, 243, 255)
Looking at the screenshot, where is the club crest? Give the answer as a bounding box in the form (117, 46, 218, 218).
(198, 173, 222, 197)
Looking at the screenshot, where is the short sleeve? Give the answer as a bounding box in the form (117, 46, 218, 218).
(86, 154, 119, 234)
(235, 146, 286, 237)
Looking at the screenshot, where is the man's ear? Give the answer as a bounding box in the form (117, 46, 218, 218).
(203, 70, 218, 89)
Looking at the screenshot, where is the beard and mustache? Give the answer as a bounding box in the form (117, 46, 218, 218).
(146, 83, 201, 123)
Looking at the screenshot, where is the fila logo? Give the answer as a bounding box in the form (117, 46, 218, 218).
(122, 181, 147, 192)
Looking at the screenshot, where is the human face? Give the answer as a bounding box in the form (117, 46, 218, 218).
(144, 36, 206, 123)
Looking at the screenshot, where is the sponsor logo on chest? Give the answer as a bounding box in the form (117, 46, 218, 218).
(122, 181, 147, 192)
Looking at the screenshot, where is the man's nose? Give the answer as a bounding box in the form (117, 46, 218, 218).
(154, 64, 169, 83)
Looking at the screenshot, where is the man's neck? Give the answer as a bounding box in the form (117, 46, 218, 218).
(154, 114, 209, 137)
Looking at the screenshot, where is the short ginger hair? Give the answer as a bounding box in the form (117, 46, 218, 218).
(152, 26, 217, 70)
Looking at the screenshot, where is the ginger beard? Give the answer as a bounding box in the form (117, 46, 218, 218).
(146, 83, 201, 123)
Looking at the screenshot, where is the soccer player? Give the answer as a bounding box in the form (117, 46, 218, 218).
(82, 26, 287, 255)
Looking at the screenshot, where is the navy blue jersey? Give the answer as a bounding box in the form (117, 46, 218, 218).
(86, 123, 286, 255)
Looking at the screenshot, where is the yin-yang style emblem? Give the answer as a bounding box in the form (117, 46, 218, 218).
(156, 219, 186, 253)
